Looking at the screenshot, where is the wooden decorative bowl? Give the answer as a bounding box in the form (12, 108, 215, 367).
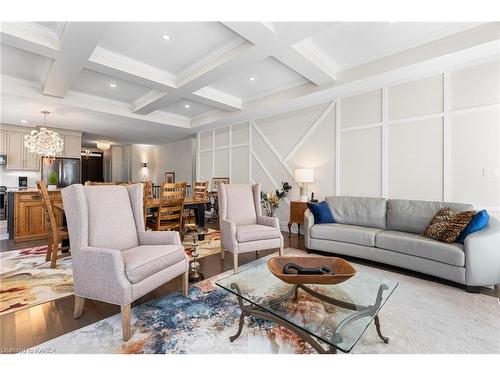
(268, 256, 357, 285)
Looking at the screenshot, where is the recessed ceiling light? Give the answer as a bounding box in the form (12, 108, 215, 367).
(20, 120, 28, 123)
(249, 77, 256, 81)
(109, 83, 117, 88)
(161, 34, 171, 41)
(184, 104, 191, 109)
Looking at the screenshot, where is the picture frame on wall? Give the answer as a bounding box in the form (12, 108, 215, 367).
(164, 172, 176, 183)
(211, 177, 230, 192)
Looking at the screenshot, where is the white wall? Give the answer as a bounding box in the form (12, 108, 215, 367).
(197, 58, 500, 229)
(111, 146, 122, 182)
(153, 138, 194, 185)
(0, 169, 40, 188)
(130, 144, 155, 183)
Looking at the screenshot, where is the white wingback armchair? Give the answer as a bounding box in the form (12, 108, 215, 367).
(218, 183, 283, 273)
(61, 183, 189, 341)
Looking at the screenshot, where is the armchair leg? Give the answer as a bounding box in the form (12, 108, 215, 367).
(182, 270, 189, 297)
(73, 296, 85, 319)
(279, 246, 283, 256)
(121, 304, 131, 341)
(220, 246, 225, 261)
(233, 253, 238, 274)
(494, 284, 499, 296)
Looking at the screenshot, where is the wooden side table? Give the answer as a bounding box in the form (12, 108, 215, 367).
(288, 201, 309, 237)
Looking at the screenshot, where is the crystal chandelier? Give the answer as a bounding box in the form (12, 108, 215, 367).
(96, 141, 111, 151)
(24, 111, 64, 160)
(82, 149, 92, 159)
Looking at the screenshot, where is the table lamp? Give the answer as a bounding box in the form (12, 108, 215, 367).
(294, 168, 314, 202)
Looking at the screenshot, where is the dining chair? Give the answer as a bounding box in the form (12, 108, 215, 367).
(161, 182, 187, 199)
(218, 183, 283, 273)
(150, 198, 185, 232)
(184, 181, 208, 225)
(142, 181, 154, 229)
(61, 183, 189, 341)
(209, 177, 229, 222)
(37, 181, 70, 268)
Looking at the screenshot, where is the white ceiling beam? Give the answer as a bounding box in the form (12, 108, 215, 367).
(131, 89, 169, 114)
(0, 22, 59, 59)
(2, 75, 190, 128)
(189, 87, 242, 111)
(222, 22, 337, 85)
(42, 23, 111, 97)
(86, 47, 178, 89)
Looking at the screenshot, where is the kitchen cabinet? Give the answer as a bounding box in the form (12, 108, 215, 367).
(63, 135, 81, 158)
(13, 190, 63, 242)
(1, 124, 81, 171)
(6, 131, 24, 170)
(22, 131, 41, 170)
(6, 131, 40, 171)
(0, 129, 6, 154)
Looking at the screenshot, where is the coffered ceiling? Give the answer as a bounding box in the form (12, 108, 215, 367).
(0, 21, 497, 145)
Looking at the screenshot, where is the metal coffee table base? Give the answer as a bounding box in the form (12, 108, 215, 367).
(228, 283, 389, 354)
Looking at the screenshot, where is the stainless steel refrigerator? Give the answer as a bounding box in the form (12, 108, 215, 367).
(42, 157, 81, 187)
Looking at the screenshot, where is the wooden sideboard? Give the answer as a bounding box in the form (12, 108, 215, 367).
(288, 200, 309, 237)
(10, 190, 63, 242)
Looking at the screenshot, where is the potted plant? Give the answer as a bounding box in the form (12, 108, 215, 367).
(48, 171, 58, 191)
(260, 181, 292, 217)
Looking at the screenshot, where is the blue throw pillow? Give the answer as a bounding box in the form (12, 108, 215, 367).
(307, 201, 335, 224)
(456, 210, 489, 243)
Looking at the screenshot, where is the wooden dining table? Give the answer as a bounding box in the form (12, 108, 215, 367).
(145, 197, 209, 228)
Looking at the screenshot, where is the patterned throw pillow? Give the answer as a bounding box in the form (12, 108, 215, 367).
(423, 207, 477, 244)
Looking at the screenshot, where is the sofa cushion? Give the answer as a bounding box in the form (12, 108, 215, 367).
(122, 245, 185, 284)
(236, 224, 281, 243)
(307, 201, 335, 224)
(324, 196, 387, 229)
(456, 209, 490, 244)
(85, 186, 139, 250)
(375, 230, 465, 267)
(387, 199, 473, 234)
(423, 207, 476, 243)
(310, 223, 383, 247)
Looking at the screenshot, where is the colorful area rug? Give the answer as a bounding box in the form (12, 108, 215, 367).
(0, 230, 221, 316)
(33, 249, 500, 354)
(0, 246, 73, 316)
(182, 229, 221, 259)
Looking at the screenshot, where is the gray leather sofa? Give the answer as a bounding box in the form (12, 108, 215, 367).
(304, 196, 500, 290)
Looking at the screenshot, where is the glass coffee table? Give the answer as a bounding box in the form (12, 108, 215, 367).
(216, 260, 398, 354)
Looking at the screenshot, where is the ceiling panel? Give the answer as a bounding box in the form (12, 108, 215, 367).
(0, 44, 52, 84)
(160, 99, 217, 118)
(70, 69, 151, 103)
(33, 22, 65, 37)
(309, 22, 480, 70)
(207, 57, 307, 101)
(98, 22, 239, 75)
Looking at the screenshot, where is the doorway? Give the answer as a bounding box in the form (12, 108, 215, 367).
(82, 152, 104, 183)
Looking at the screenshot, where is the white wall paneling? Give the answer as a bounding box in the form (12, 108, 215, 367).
(198, 58, 500, 229)
(388, 118, 444, 201)
(197, 123, 251, 189)
(340, 126, 382, 197)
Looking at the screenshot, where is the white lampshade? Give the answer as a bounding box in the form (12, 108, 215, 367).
(294, 168, 314, 183)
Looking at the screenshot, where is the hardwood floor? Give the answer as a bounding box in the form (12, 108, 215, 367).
(1, 225, 497, 353)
